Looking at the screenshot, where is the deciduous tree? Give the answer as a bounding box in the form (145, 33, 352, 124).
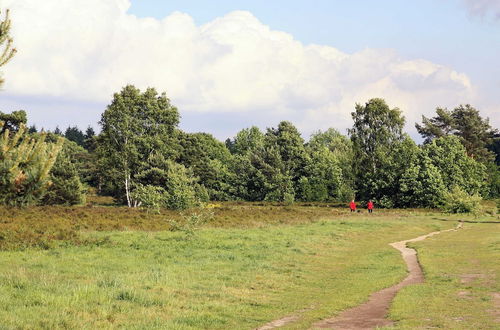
(97, 85, 180, 207)
(349, 98, 406, 205)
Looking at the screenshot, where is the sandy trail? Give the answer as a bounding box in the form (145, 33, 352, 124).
(256, 227, 456, 330)
(312, 228, 456, 329)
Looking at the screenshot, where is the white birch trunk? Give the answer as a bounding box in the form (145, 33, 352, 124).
(124, 172, 131, 208)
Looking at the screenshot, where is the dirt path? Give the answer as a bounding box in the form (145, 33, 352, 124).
(255, 227, 457, 330)
(312, 228, 456, 329)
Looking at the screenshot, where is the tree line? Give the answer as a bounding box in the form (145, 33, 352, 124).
(1, 85, 498, 211)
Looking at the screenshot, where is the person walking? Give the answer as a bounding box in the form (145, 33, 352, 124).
(367, 200, 374, 213)
(349, 200, 356, 212)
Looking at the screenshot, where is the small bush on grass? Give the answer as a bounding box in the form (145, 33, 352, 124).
(442, 186, 482, 214)
(167, 208, 214, 238)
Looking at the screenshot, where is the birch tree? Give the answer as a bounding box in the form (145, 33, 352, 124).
(97, 85, 180, 207)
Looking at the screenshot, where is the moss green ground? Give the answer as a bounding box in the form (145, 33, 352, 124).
(0, 203, 498, 329)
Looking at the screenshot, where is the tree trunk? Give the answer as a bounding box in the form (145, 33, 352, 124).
(124, 172, 131, 208)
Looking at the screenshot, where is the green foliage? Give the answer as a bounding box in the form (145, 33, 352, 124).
(193, 183, 210, 203)
(424, 135, 486, 195)
(226, 126, 265, 155)
(308, 129, 354, 178)
(162, 161, 198, 210)
(298, 148, 342, 202)
(226, 123, 303, 202)
(0, 110, 26, 133)
(266, 121, 308, 183)
(441, 186, 482, 214)
(397, 136, 487, 208)
(97, 85, 180, 207)
(488, 136, 500, 165)
(167, 209, 214, 238)
(83, 126, 96, 151)
(177, 132, 232, 200)
(41, 149, 86, 205)
(484, 162, 500, 198)
(399, 152, 446, 208)
(349, 98, 406, 204)
(64, 126, 85, 147)
(0, 9, 16, 87)
(134, 153, 199, 210)
(131, 184, 166, 213)
(0, 123, 63, 206)
(305, 129, 355, 202)
(416, 105, 496, 163)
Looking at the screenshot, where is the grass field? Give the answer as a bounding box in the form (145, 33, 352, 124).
(388, 222, 500, 329)
(0, 202, 498, 329)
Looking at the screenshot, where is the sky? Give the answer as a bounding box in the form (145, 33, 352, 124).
(0, 0, 499, 141)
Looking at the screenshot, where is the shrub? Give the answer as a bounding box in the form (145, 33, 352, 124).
(41, 151, 86, 205)
(167, 208, 214, 238)
(131, 184, 166, 214)
(442, 186, 482, 214)
(193, 183, 210, 203)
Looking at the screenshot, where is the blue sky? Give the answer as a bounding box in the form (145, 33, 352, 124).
(1, 0, 499, 140)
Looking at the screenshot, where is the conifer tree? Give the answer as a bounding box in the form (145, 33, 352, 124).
(41, 148, 86, 205)
(0, 122, 63, 206)
(0, 9, 16, 87)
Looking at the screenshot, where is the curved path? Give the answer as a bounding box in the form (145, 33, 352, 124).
(256, 226, 457, 330)
(312, 228, 456, 329)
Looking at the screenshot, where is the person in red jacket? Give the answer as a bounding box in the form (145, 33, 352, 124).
(349, 200, 356, 212)
(367, 200, 374, 213)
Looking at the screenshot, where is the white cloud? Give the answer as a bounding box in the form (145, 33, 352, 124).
(1, 0, 478, 137)
(462, 0, 500, 20)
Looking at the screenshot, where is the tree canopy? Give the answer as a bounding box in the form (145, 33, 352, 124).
(349, 98, 406, 205)
(97, 85, 181, 207)
(416, 104, 497, 163)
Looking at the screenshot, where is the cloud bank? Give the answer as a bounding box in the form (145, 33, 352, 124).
(2, 0, 476, 136)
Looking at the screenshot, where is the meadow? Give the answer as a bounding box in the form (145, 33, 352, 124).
(0, 200, 498, 329)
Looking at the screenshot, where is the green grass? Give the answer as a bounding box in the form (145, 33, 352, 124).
(0, 208, 453, 329)
(1, 203, 497, 329)
(388, 222, 500, 329)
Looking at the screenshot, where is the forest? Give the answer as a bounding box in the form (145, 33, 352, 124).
(1, 85, 498, 212)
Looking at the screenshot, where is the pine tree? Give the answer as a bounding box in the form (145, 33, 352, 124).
(0, 122, 63, 206)
(41, 149, 86, 205)
(64, 126, 85, 147)
(0, 9, 17, 87)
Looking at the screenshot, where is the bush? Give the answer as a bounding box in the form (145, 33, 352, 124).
(193, 183, 210, 203)
(131, 184, 166, 213)
(41, 151, 86, 205)
(167, 208, 214, 238)
(442, 186, 482, 214)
